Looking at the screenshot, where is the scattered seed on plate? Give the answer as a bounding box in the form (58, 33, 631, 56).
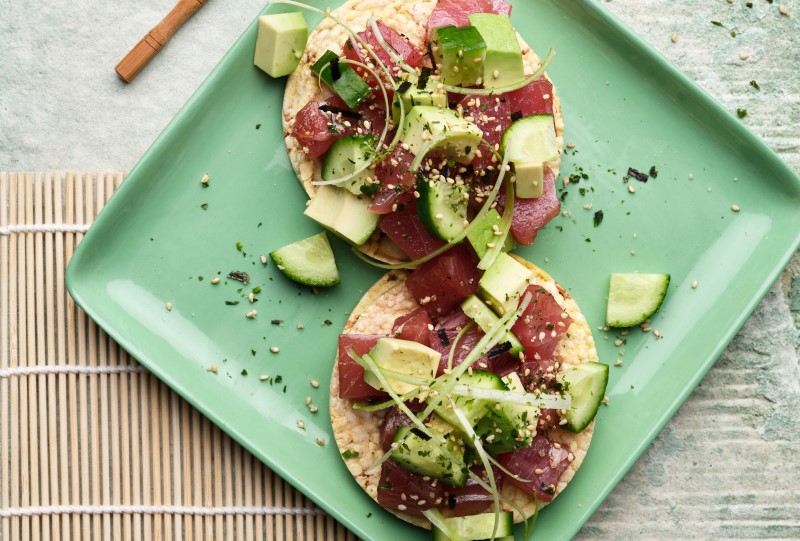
(628, 185, 636, 193)
(779, 5, 789, 16)
(310, 379, 320, 388)
(309, 404, 319, 413)
(603, 396, 610, 405)
(614, 338, 623, 346)
(211, 277, 220, 285)
(297, 322, 305, 330)
(165, 302, 173, 311)
(316, 438, 325, 446)
(671, 32, 678, 42)
(259, 375, 270, 381)
(249, 293, 255, 303)
(653, 330, 662, 338)
(200, 173, 209, 187)
(739, 52, 749, 61)
(731, 204, 741, 212)
(260, 255, 267, 265)
(691, 280, 699, 289)
(208, 364, 218, 374)
(296, 419, 305, 430)
(270, 346, 280, 353)
(246, 310, 257, 319)
(614, 359, 623, 367)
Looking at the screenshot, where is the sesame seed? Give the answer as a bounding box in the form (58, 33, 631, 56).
(731, 204, 741, 212)
(165, 302, 173, 311)
(603, 396, 610, 405)
(614, 339, 623, 346)
(628, 185, 636, 193)
(297, 322, 304, 329)
(671, 32, 678, 43)
(397, 504, 407, 511)
(260, 255, 267, 265)
(653, 330, 662, 338)
(492, 69, 500, 79)
(691, 280, 698, 289)
(248, 293, 255, 303)
(259, 375, 269, 381)
(739, 52, 749, 61)
(208, 364, 217, 374)
(779, 5, 789, 16)
(316, 438, 325, 446)
(200, 173, 209, 186)
(246, 310, 257, 319)
(614, 359, 623, 367)
(311, 379, 319, 388)
(309, 405, 318, 413)
(583, 203, 593, 210)
(566, 142, 575, 149)
(270, 346, 280, 353)
(210, 277, 220, 285)
(296, 419, 305, 429)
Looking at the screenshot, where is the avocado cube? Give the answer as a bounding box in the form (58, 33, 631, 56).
(311, 50, 371, 109)
(466, 209, 516, 258)
(460, 295, 524, 356)
(363, 338, 440, 395)
(391, 75, 448, 125)
(468, 14, 524, 89)
(303, 185, 378, 245)
(253, 12, 308, 78)
(400, 106, 482, 164)
(477, 253, 535, 315)
(513, 162, 545, 198)
(430, 25, 486, 87)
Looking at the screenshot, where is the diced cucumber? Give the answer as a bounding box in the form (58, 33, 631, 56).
(431, 511, 514, 541)
(429, 25, 486, 87)
(560, 362, 609, 433)
(474, 372, 536, 453)
(311, 50, 371, 109)
(605, 273, 670, 327)
(431, 370, 506, 428)
(466, 209, 515, 258)
(417, 177, 470, 241)
(321, 135, 378, 196)
(269, 232, 339, 287)
(500, 115, 559, 199)
(391, 426, 468, 487)
(460, 295, 523, 356)
(303, 185, 378, 246)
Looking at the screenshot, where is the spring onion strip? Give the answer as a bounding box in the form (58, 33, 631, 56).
(451, 387, 570, 410)
(353, 136, 510, 270)
(364, 446, 395, 474)
(422, 509, 467, 541)
(448, 322, 474, 371)
(351, 387, 424, 412)
(467, 472, 532, 529)
(368, 17, 418, 77)
(449, 397, 501, 540)
(478, 170, 514, 270)
(441, 48, 556, 96)
(418, 293, 530, 423)
(310, 59, 392, 186)
(346, 348, 434, 438)
(524, 501, 540, 540)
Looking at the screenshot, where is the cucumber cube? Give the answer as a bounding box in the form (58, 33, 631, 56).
(430, 26, 486, 87)
(477, 253, 535, 316)
(311, 50, 371, 109)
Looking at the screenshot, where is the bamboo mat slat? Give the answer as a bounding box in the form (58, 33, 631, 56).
(0, 172, 358, 541)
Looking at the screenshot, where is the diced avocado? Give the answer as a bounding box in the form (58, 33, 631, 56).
(432, 512, 514, 541)
(400, 106, 482, 164)
(391, 426, 468, 487)
(311, 50, 371, 109)
(363, 338, 440, 395)
(477, 253, 535, 315)
(501, 115, 559, 199)
(431, 370, 504, 428)
(303, 185, 378, 245)
(321, 135, 378, 196)
(253, 12, 308, 78)
(391, 75, 447, 125)
(429, 25, 487, 87)
(467, 14, 524, 89)
(460, 295, 523, 356)
(466, 208, 515, 258)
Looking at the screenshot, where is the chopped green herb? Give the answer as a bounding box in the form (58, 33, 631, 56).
(200, 203, 208, 210)
(749, 80, 760, 90)
(649, 166, 658, 178)
(323, 319, 333, 326)
(225, 300, 240, 306)
(737, 108, 748, 118)
(252, 286, 262, 294)
(256, 123, 261, 129)
(251, 349, 256, 356)
(711, 20, 724, 27)
(593, 210, 604, 227)
(241, 369, 248, 376)
(236, 242, 243, 251)
(341, 450, 360, 459)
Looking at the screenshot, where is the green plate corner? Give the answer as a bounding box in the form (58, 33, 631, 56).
(66, 1, 800, 540)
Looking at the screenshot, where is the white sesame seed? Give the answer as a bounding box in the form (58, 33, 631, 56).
(691, 280, 698, 289)
(731, 204, 741, 212)
(614, 359, 623, 367)
(246, 310, 256, 319)
(259, 375, 269, 381)
(316, 438, 325, 446)
(248, 293, 255, 303)
(296, 419, 305, 429)
(200, 173, 209, 186)
(628, 185, 636, 193)
(208, 364, 217, 374)
(165, 302, 173, 311)
(260, 255, 267, 265)
(739, 52, 749, 61)
(492, 69, 500, 79)
(270, 346, 280, 353)
(211, 277, 220, 285)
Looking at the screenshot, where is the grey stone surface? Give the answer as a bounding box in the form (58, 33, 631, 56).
(1, 0, 798, 538)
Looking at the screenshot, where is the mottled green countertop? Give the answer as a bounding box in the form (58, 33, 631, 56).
(1, 0, 797, 538)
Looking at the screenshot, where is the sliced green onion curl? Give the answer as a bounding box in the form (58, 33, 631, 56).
(450, 386, 570, 410)
(448, 322, 474, 371)
(368, 17, 417, 77)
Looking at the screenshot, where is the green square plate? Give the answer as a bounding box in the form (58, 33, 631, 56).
(66, 1, 800, 539)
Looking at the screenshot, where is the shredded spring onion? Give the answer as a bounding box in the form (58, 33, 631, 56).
(451, 386, 570, 410)
(448, 322, 474, 371)
(422, 509, 467, 541)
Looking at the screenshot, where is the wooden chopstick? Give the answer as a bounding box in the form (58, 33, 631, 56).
(115, 0, 208, 83)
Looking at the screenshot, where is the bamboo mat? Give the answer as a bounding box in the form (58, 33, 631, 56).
(0, 172, 357, 541)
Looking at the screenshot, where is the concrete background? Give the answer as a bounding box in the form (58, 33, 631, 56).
(1, 0, 798, 538)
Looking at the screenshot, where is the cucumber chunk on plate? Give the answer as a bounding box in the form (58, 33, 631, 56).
(606, 273, 670, 327)
(431, 511, 514, 541)
(560, 362, 609, 433)
(269, 232, 339, 287)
